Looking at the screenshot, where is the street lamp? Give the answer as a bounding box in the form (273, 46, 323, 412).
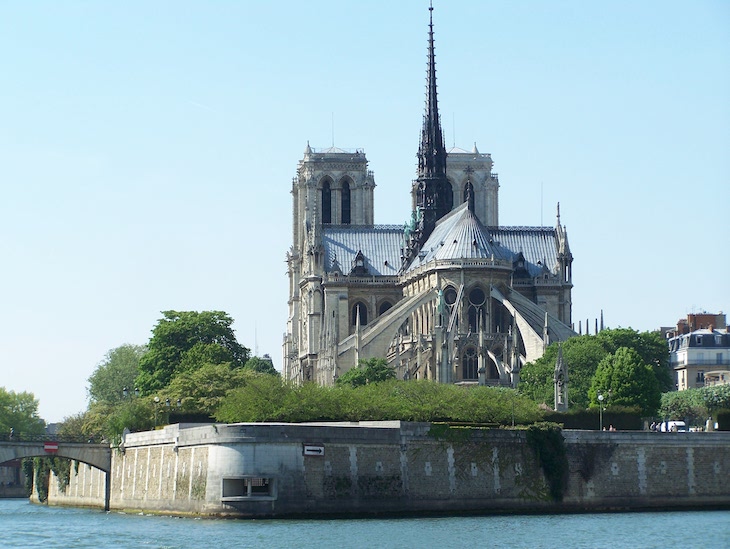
(122, 387, 139, 399)
(598, 393, 604, 430)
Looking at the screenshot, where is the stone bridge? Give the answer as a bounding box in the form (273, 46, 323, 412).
(0, 435, 112, 510)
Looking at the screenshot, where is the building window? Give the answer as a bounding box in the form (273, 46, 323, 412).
(462, 347, 478, 380)
(695, 335, 703, 346)
(697, 371, 705, 383)
(341, 181, 351, 224)
(467, 287, 487, 332)
(444, 286, 457, 305)
(352, 302, 368, 326)
(321, 180, 332, 224)
(378, 301, 393, 316)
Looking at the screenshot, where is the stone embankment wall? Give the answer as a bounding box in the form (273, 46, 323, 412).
(44, 422, 730, 517)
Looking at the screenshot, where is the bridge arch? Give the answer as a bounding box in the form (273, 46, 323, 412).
(0, 440, 112, 510)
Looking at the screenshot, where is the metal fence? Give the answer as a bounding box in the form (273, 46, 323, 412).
(0, 433, 99, 444)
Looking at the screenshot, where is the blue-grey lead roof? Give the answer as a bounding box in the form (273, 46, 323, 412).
(322, 205, 561, 278)
(323, 225, 403, 276)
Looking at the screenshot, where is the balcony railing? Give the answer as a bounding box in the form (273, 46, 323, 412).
(671, 358, 730, 367)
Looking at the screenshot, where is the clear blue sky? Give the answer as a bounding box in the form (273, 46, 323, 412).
(1, 1, 728, 422)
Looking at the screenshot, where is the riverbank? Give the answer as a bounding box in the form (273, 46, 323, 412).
(40, 422, 730, 517)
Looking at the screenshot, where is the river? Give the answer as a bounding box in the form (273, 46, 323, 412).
(2, 498, 728, 548)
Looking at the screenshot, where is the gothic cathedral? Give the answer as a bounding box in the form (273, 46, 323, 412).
(284, 6, 575, 387)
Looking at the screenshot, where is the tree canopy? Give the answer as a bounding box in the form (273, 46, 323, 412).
(595, 328, 671, 392)
(589, 347, 661, 416)
(87, 344, 146, 405)
(244, 354, 278, 376)
(136, 310, 250, 393)
(519, 328, 669, 410)
(0, 387, 45, 436)
(519, 335, 608, 409)
(336, 358, 396, 388)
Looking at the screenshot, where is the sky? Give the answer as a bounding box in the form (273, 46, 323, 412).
(1, 1, 728, 423)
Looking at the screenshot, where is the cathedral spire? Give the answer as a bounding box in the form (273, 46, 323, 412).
(403, 2, 451, 269)
(418, 2, 447, 183)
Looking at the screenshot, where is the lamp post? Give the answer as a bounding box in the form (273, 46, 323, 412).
(122, 387, 139, 400)
(598, 393, 604, 431)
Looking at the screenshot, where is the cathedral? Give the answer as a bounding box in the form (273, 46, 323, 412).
(283, 6, 575, 387)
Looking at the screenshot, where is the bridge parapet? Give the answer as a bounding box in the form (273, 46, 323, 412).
(0, 440, 112, 473)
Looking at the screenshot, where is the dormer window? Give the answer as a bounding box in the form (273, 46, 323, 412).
(349, 250, 369, 276)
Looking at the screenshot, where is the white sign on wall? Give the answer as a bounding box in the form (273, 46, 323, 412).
(303, 444, 325, 456)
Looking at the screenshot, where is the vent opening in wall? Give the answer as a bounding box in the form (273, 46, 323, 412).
(222, 477, 275, 501)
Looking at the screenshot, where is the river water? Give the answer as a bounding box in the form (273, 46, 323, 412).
(2, 498, 728, 548)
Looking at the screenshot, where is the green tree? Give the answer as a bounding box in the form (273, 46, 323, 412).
(336, 358, 395, 388)
(596, 328, 672, 392)
(163, 362, 251, 417)
(216, 372, 291, 422)
(519, 335, 609, 409)
(244, 354, 278, 376)
(700, 384, 730, 413)
(102, 399, 155, 445)
(136, 311, 250, 393)
(87, 344, 146, 405)
(589, 347, 661, 416)
(659, 389, 707, 426)
(0, 387, 45, 436)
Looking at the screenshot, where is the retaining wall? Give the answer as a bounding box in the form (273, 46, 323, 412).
(43, 422, 730, 517)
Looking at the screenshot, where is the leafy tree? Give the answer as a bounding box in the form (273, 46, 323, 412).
(58, 411, 95, 441)
(0, 387, 45, 436)
(520, 328, 671, 409)
(519, 335, 608, 410)
(659, 389, 707, 426)
(216, 372, 291, 422)
(87, 344, 146, 405)
(589, 347, 661, 416)
(162, 363, 251, 417)
(336, 358, 395, 388)
(700, 384, 730, 413)
(596, 328, 672, 392)
(136, 311, 250, 393)
(244, 354, 278, 376)
(102, 399, 155, 445)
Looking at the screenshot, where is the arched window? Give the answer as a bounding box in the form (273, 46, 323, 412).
(351, 302, 368, 326)
(443, 286, 457, 306)
(463, 181, 475, 211)
(341, 180, 351, 224)
(462, 347, 478, 380)
(467, 286, 487, 332)
(321, 180, 332, 224)
(378, 301, 393, 316)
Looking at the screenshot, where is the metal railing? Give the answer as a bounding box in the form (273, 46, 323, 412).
(0, 433, 102, 444)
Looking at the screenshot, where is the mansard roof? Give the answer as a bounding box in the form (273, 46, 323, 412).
(323, 225, 402, 277)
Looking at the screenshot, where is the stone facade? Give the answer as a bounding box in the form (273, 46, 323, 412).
(43, 422, 730, 517)
(283, 8, 575, 387)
